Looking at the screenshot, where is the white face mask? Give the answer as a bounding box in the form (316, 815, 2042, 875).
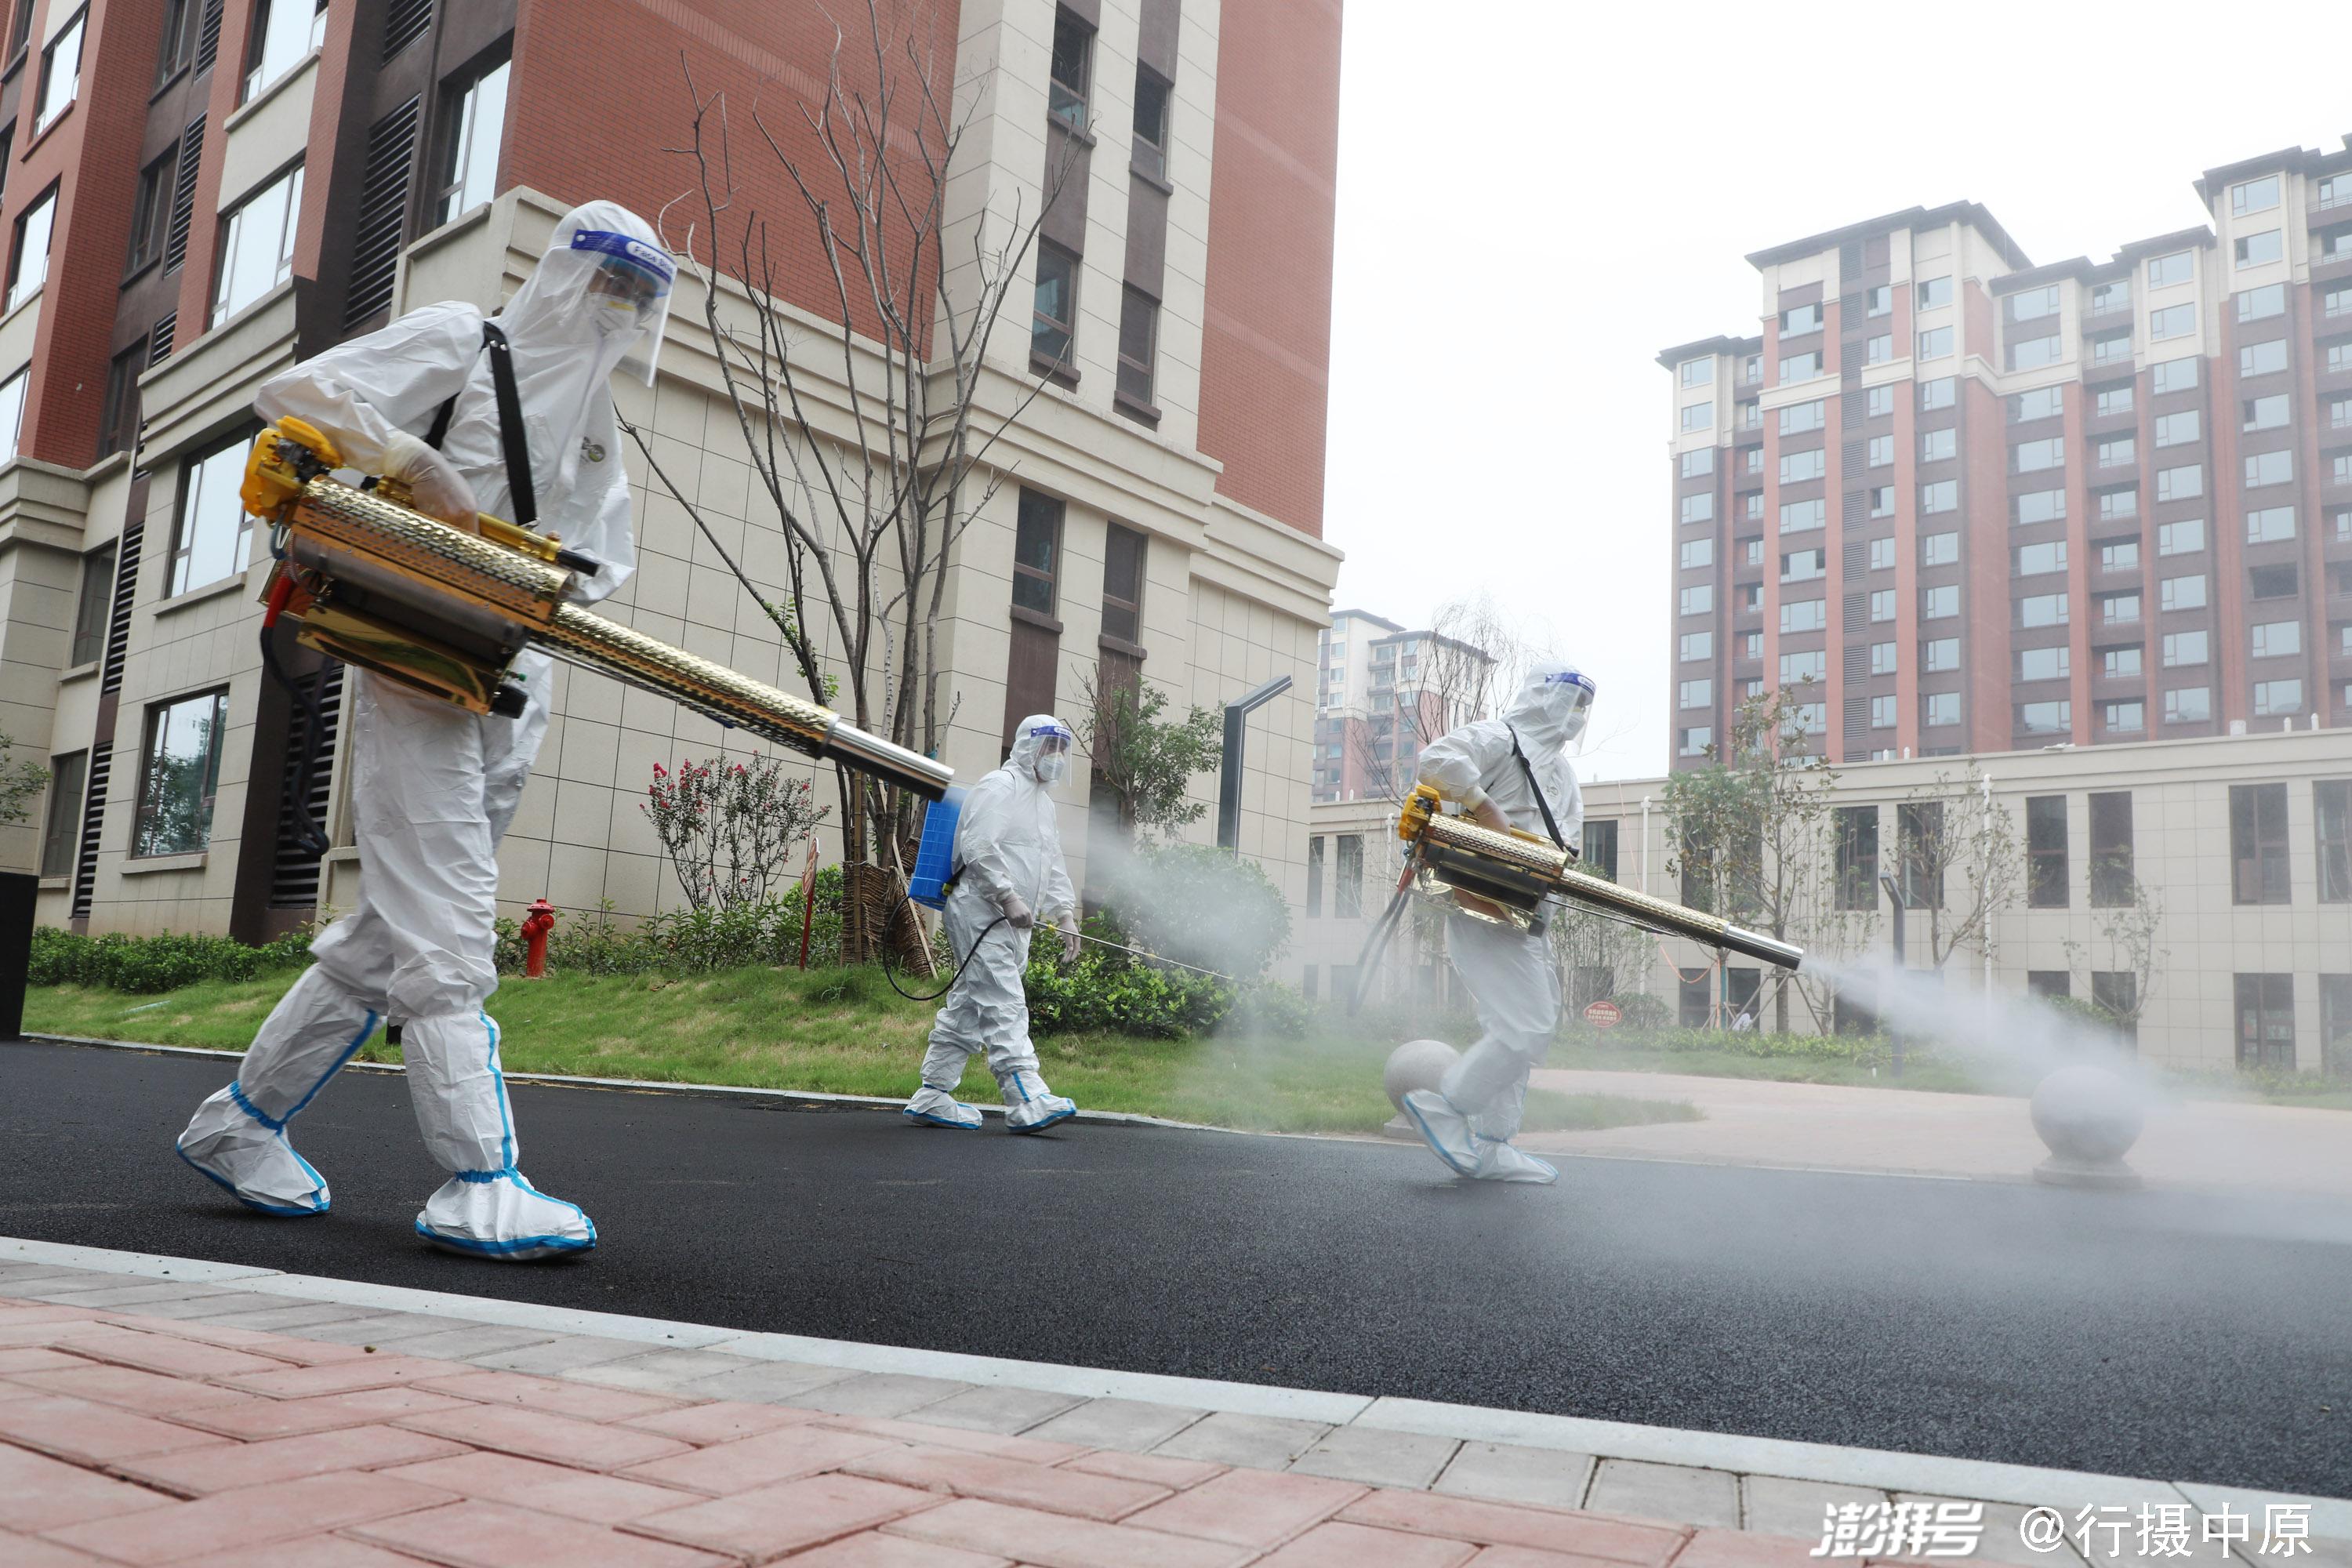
(1036, 753, 1069, 786)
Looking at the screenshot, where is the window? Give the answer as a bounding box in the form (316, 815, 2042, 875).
(1869, 589, 1896, 622)
(2247, 506, 2296, 544)
(1780, 547, 1824, 583)
(1099, 522, 1145, 643)
(436, 54, 510, 224)
(1031, 243, 1077, 366)
(1116, 285, 1159, 408)
(1916, 327, 1953, 361)
(1922, 584, 1958, 620)
(2028, 971, 2072, 1004)
(1780, 598, 1825, 633)
(1744, 492, 1762, 521)
(2147, 251, 2193, 289)
(1781, 406, 1830, 447)
(2089, 279, 2129, 315)
(1917, 278, 1952, 310)
(2019, 645, 2068, 681)
(170, 435, 260, 596)
(1871, 641, 1896, 676)
(2233, 175, 2281, 216)
(1780, 498, 1825, 533)
(1743, 538, 1763, 566)
(2333, 340, 2352, 375)
(243, 0, 318, 102)
(2331, 286, 2352, 319)
(2159, 518, 2205, 556)
(1780, 649, 1825, 686)
(2159, 574, 2205, 612)
(0, 367, 24, 465)
(1738, 583, 1761, 612)
(1922, 637, 1960, 673)
(1679, 492, 1714, 524)
(2238, 285, 2285, 322)
(132, 689, 229, 857)
(70, 543, 114, 666)
(2242, 394, 2290, 433)
(1680, 538, 1714, 571)
(2241, 339, 2288, 378)
(2148, 303, 2194, 340)
(1679, 727, 1712, 757)
(1779, 448, 1825, 485)
(2231, 230, 2286, 273)
(2254, 679, 2303, 717)
(1744, 447, 1763, 476)
(1865, 334, 1893, 365)
(1922, 531, 1958, 567)
(2100, 593, 2140, 626)
(2026, 795, 2067, 907)
(1012, 488, 1061, 614)
(2013, 437, 2063, 474)
(1679, 357, 1715, 387)
(2151, 411, 2199, 448)
(1867, 435, 1893, 468)
(2103, 700, 2144, 734)
(35, 7, 82, 129)
(211, 164, 303, 325)
(2011, 334, 2063, 371)
(1782, 303, 1822, 335)
(1131, 65, 1171, 181)
(1793, 702, 1826, 735)
(1047, 7, 1092, 130)
(2098, 539, 2138, 574)
(1868, 537, 1896, 572)
(2335, 399, 2352, 431)
(2317, 780, 2352, 903)
(1919, 377, 1955, 411)
(2020, 593, 2066, 627)
(2230, 783, 2291, 905)
(1680, 584, 1713, 617)
(1679, 631, 1712, 662)
(1584, 819, 1620, 884)
(1737, 401, 1760, 430)
(1679, 680, 1711, 710)
(1680, 401, 1714, 433)
(1680, 447, 1715, 478)
(2016, 489, 2065, 526)
(2016, 541, 2065, 576)
(1867, 486, 1894, 518)
(1866, 385, 1895, 419)
(2020, 700, 2070, 735)
(1780, 352, 1820, 383)
(2013, 387, 2063, 422)
(1925, 690, 1960, 726)
(8, 185, 57, 313)
(2096, 488, 2138, 521)
(126, 152, 177, 276)
(2245, 449, 2293, 488)
(2103, 646, 2143, 679)
(2089, 332, 2133, 366)
(1920, 480, 1956, 514)
(2097, 437, 2135, 468)
(1834, 806, 1878, 910)
(2096, 383, 2135, 419)
(39, 750, 86, 878)
(1334, 834, 1362, 919)
(2156, 464, 2201, 501)
(1871, 695, 1896, 729)
(1920, 429, 1955, 463)
(2162, 630, 2208, 668)
(2235, 974, 2296, 1070)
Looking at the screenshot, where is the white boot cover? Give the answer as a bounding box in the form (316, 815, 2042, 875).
(905, 1040, 982, 1127)
(403, 1011, 594, 1259)
(176, 967, 381, 1215)
(999, 1069, 1076, 1133)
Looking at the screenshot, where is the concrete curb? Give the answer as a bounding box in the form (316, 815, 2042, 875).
(6, 1234, 2346, 1523)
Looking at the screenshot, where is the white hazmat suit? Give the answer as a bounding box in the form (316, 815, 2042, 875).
(904, 717, 1082, 1133)
(176, 202, 674, 1258)
(1399, 659, 1594, 1185)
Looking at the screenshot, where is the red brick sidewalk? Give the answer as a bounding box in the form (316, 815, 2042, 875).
(0, 1294, 1877, 1567)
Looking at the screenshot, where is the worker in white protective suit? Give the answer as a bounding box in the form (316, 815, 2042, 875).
(903, 716, 1083, 1133)
(1398, 659, 1595, 1185)
(175, 201, 673, 1258)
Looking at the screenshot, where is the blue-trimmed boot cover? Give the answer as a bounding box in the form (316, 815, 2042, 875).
(999, 1069, 1076, 1133)
(903, 1087, 983, 1129)
(416, 1170, 597, 1261)
(1400, 1088, 1479, 1176)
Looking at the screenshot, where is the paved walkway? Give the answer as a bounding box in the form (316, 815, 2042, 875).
(1, 1240, 2343, 1566)
(1523, 1070, 2352, 1197)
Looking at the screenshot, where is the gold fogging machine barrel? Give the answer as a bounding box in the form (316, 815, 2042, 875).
(240, 419, 953, 801)
(1396, 784, 1803, 971)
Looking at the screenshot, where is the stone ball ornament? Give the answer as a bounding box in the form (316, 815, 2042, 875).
(2029, 1063, 2147, 1189)
(1384, 1039, 1461, 1114)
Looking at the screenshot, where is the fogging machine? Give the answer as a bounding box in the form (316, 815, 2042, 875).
(242, 418, 953, 804)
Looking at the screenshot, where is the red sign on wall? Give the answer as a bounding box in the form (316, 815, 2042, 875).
(1583, 1000, 1622, 1029)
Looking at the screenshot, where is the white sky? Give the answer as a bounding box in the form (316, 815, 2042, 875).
(1320, 0, 2344, 784)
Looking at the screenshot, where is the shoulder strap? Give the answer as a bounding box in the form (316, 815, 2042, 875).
(480, 322, 538, 526)
(1504, 723, 1573, 855)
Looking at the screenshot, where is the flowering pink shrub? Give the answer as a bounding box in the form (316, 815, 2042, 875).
(642, 753, 829, 910)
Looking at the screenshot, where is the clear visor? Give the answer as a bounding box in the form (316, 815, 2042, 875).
(1029, 725, 1073, 755)
(569, 229, 674, 384)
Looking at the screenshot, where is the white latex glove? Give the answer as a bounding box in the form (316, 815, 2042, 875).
(1057, 922, 1081, 963)
(1000, 895, 1033, 931)
(384, 434, 479, 529)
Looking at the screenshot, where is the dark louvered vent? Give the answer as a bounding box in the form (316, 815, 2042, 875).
(99, 522, 143, 697)
(74, 521, 144, 923)
(1842, 593, 1867, 634)
(343, 97, 420, 328)
(1842, 643, 1871, 681)
(1841, 492, 1865, 531)
(1842, 694, 1870, 733)
(1839, 340, 1866, 379)
(69, 750, 108, 920)
(1841, 441, 1864, 478)
(193, 0, 224, 72)
(383, 0, 432, 60)
(162, 118, 205, 272)
(150, 312, 177, 363)
(1842, 540, 1868, 577)
(269, 662, 343, 909)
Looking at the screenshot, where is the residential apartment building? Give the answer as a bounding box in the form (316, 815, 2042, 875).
(0, 0, 1343, 941)
(1298, 730, 2352, 1075)
(1310, 608, 1495, 804)
(1663, 137, 2352, 769)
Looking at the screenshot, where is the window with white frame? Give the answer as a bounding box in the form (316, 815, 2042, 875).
(1917, 327, 1953, 360)
(1680, 401, 1713, 433)
(1923, 585, 1958, 620)
(436, 53, 510, 224)
(2252, 680, 2302, 717)
(2245, 448, 2294, 488)
(212, 165, 304, 325)
(8, 185, 57, 313)
(1871, 695, 1896, 729)
(1868, 486, 1893, 517)
(0, 368, 26, 466)
(2016, 489, 2065, 525)
(1780, 448, 1826, 485)
(1870, 642, 1896, 676)
(2020, 646, 2069, 681)
(171, 434, 256, 595)
(1869, 538, 1895, 572)
(2247, 506, 2296, 543)
(1925, 691, 1960, 727)
(2020, 593, 2067, 628)
(1922, 639, 1960, 673)
(1780, 598, 1826, 633)
(1921, 480, 1957, 514)
(243, 0, 322, 103)
(2163, 687, 2210, 724)
(1679, 357, 1714, 387)
(2149, 303, 2195, 340)
(2160, 574, 2206, 612)
(2162, 630, 2209, 667)
(1920, 377, 1956, 411)
(1869, 589, 1896, 623)
(35, 8, 83, 130)
(1922, 531, 1958, 567)
(2155, 411, 2201, 447)
(1680, 492, 1714, 524)
(2158, 518, 2205, 556)
(1921, 429, 1956, 463)
(2156, 464, 2202, 501)
(2238, 285, 2285, 322)
(2252, 621, 2301, 659)
(2147, 252, 2194, 289)
(1680, 447, 1715, 478)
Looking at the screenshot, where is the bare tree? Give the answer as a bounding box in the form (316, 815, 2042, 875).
(2063, 878, 2168, 1041)
(626, 2, 1074, 959)
(1344, 596, 1515, 805)
(1891, 764, 2018, 975)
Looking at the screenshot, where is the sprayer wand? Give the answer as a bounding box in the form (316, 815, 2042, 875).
(1075, 931, 1239, 983)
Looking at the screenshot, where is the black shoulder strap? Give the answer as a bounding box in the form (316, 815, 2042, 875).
(1504, 723, 1573, 855)
(419, 321, 536, 526)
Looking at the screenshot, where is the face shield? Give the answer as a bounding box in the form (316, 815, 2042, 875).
(1508, 662, 1596, 753)
(569, 228, 675, 384)
(1011, 716, 1075, 786)
(498, 204, 675, 387)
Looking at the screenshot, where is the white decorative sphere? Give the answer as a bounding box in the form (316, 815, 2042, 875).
(1384, 1039, 1461, 1112)
(2030, 1064, 2146, 1166)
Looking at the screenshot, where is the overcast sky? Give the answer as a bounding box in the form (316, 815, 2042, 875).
(1320, 0, 2343, 784)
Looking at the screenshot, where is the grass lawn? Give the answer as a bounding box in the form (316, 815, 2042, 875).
(1548, 1038, 1997, 1095)
(24, 966, 1700, 1139)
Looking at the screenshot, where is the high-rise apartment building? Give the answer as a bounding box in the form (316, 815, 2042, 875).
(1662, 137, 2352, 769)
(1310, 608, 1494, 804)
(0, 0, 1343, 938)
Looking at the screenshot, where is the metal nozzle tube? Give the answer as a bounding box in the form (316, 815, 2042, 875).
(820, 717, 956, 801)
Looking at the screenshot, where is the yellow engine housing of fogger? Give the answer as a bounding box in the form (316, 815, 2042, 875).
(242, 420, 953, 800)
(1395, 783, 1804, 971)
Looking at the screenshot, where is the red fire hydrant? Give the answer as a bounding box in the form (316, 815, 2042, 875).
(521, 898, 557, 978)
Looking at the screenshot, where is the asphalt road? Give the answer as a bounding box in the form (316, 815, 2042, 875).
(4, 1038, 2347, 1496)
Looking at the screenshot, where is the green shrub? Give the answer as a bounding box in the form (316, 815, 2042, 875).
(1023, 943, 1230, 1038)
(1098, 842, 1290, 982)
(30, 924, 314, 994)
